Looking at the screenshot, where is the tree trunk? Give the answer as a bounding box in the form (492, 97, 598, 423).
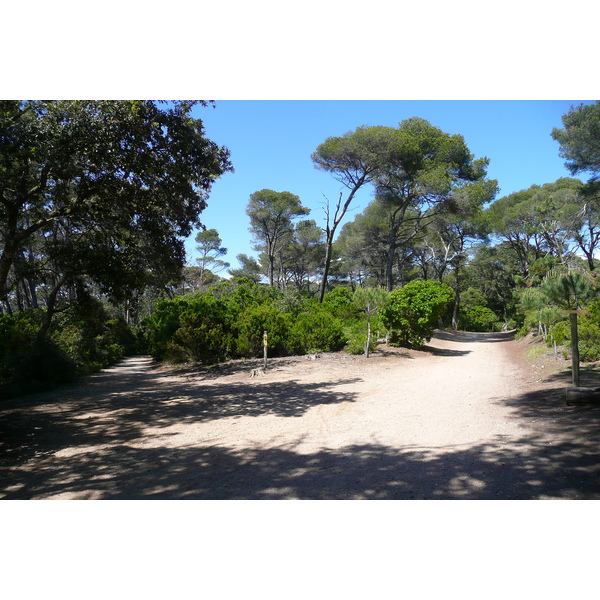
(318, 185, 364, 303)
(268, 253, 275, 287)
(385, 241, 395, 293)
(570, 313, 580, 387)
(452, 265, 460, 330)
(36, 277, 67, 343)
(452, 292, 460, 330)
(318, 238, 333, 303)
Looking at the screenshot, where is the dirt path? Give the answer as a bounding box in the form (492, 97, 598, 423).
(1, 330, 600, 499)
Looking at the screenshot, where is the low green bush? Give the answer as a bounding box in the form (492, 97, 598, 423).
(52, 298, 137, 373)
(0, 310, 74, 398)
(548, 315, 600, 362)
(235, 303, 292, 358)
(380, 280, 454, 348)
(548, 320, 569, 346)
(322, 287, 359, 319)
(462, 305, 498, 332)
(173, 298, 232, 363)
(345, 332, 377, 355)
(290, 310, 347, 354)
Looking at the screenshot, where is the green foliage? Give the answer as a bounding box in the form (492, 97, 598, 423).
(0, 100, 233, 306)
(578, 318, 600, 362)
(51, 297, 136, 373)
(142, 277, 349, 364)
(246, 189, 310, 286)
(518, 286, 565, 339)
(0, 311, 71, 398)
(322, 287, 358, 319)
(462, 305, 498, 332)
(460, 287, 488, 314)
(275, 288, 311, 317)
(351, 286, 389, 356)
(548, 320, 570, 346)
(1, 302, 138, 398)
(172, 296, 232, 364)
(381, 280, 454, 347)
(194, 228, 230, 285)
(549, 315, 600, 362)
(143, 296, 191, 361)
(353, 286, 388, 314)
(539, 269, 595, 310)
(552, 101, 600, 183)
(483, 178, 585, 283)
(290, 310, 347, 354)
(228, 254, 263, 283)
(345, 333, 377, 355)
(235, 304, 292, 358)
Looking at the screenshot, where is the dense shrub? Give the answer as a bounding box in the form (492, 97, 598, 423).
(1, 297, 145, 399)
(380, 280, 454, 348)
(211, 278, 282, 310)
(322, 287, 359, 319)
(144, 294, 233, 363)
(143, 282, 348, 363)
(290, 310, 347, 353)
(143, 297, 190, 361)
(0, 311, 75, 398)
(172, 296, 233, 363)
(0, 310, 42, 374)
(52, 298, 137, 373)
(235, 303, 292, 357)
(578, 317, 600, 361)
(549, 315, 600, 362)
(345, 332, 377, 355)
(462, 305, 498, 332)
(275, 288, 311, 317)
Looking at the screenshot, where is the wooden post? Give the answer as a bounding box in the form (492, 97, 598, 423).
(561, 310, 588, 389)
(570, 313, 580, 387)
(263, 330, 268, 369)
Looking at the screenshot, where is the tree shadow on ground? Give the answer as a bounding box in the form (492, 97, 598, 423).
(433, 330, 516, 344)
(3, 364, 600, 499)
(3, 342, 600, 500)
(162, 356, 306, 381)
(495, 368, 600, 446)
(419, 345, 471, 357)
(2, 432, 599, 499)
(0, 363, 361, 470)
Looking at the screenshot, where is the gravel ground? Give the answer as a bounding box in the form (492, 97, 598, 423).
(1, 330, 600, 499)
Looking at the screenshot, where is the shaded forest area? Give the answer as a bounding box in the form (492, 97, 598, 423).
(2, 100, 600, 398)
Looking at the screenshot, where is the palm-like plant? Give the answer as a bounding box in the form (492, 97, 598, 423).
(539, 269, 597, 386)
(539, 269, 595, 310)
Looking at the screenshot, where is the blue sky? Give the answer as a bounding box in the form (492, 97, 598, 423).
(186, 100, 596, 270)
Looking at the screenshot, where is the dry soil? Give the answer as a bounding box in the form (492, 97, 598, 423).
(1, 330, 600, 499)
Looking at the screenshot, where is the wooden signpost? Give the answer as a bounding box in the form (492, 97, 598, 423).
(250, 331, 269, 377)
(263, 330, 268, 369)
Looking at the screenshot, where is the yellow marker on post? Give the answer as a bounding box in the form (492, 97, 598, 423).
(263, 331, 268, 369)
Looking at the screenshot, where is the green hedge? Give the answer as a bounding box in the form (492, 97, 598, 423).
(142, 283, 348, 364)
(380, 280, 454, 348)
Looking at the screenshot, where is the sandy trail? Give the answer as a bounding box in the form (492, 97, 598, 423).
(1, 330, 599, 499)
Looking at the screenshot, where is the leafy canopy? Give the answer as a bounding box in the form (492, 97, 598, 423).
(0, 100, 233, 304)
(552, 101, 600, 183)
